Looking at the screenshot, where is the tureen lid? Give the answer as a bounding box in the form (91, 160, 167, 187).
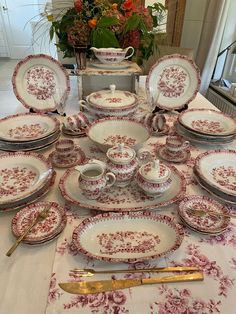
(87, 84, 137, 110)
(107, 143, 136, 164)
(139, 160, 171, 183)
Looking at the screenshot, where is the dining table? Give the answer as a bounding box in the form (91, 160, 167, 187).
(0, 79, 236, 314)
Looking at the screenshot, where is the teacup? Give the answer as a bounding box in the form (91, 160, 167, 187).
(55, 139, 75, 157)
(78, 161, 116, 199)
(65, 112, 89, 132)
(166, 135, 189, 154)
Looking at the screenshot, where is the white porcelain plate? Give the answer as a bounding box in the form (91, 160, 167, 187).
(0, 152, 53, 205)
(59, 165, 186, 211)
(178, 195, 230, 233)
(195, 149, 236, 196)
(72, 212, 184, 263)
(146, 54, 200, 110)
(0, 113, 60, 142)
(12, 202, 66, 243)
(12, 54, 70, 113)
(178, 109, 236, 136)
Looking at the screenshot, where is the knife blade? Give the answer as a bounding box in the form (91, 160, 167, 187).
(59, 272, 204, 294)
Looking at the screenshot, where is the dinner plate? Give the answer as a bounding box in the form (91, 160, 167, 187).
(90, 61, 130, 69)
(178, 195, 230, 233)
(146, 54, 201, 110)
(12, 54, 70, 113)
(178, 109, 236, 136)
(0, 151, 53, 205)
(0, 113, 60, 142)
(12, 202, 66, 243)
(195, 149, 236, 197)
(59, 165, 186, 211)
(71, 212, 184, 263)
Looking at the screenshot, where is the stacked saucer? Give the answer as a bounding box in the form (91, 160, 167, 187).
(0, 152, 55, 212)
(11, 202, 67, 245)
(0, 113, 61, 151)
(194, 149, 236, 204)
(175, 109, 236, 144)
(178, 195, 230, 234)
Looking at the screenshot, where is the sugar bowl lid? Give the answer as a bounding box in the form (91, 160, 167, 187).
(107, 143, 136, 164)
(87, 84, 137, 110)
(139, 160, 171, 183)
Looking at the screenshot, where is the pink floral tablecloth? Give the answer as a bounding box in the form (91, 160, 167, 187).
(45, 113, 236, 314)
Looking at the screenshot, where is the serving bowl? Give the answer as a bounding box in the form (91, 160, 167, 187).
(86, 117, 151, 152)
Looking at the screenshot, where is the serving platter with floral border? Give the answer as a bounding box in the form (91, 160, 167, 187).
(59, 165, 186, 211)
(71, 211, 184, 263)
(0, 113, 60, 142)
(195, 149, 236, 197)
(0, 151, 53, 206)
(146, 54, 201, 110)
(12, 54, 70, 113)
(12, 202, 66, 243)
(178, 109, 236, 136)
(178, 195, 230, 233)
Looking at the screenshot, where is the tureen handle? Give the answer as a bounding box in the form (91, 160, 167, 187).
(109, 84, 116, 95)
(124, 46, 135, 59)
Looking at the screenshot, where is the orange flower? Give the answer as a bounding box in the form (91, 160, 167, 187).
(123, 0, 134, 11)
(112, 3, 118, 10)
(88, 18, 97, 28)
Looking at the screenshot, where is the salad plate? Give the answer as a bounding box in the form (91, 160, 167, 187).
(12, 202, 66, 243)
(146, 54, 200, 110)
(12, 54, 70, 113)
(195, 149, 236, 197)
(178, 195, 230, 233)
(0, 113, 60, 142)
(71, 212, 184, 263)
(178, 109, 236, 136)
(59, 165, 186, 211)
(0, 151, 53, 205)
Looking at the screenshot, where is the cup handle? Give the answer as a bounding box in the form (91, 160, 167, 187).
(124, 46, 135, 59)
(79, 100, 89, 112)
(183, 141, 190, 150)
(105, 172, 116, 188)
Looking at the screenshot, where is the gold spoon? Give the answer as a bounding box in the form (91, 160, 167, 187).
(187, 208, 236, 219)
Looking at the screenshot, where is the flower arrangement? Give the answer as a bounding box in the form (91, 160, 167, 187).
(48, 0, 166, 64)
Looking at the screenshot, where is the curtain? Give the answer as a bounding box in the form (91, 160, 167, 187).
(195, 0, 230, 95)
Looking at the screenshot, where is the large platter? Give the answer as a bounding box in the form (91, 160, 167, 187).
(178, 109, 236, 136)
(146, 54, 200, 110)
(12, 54, 70, 113)
(0, 152, 53, 205)
(59, 165, 186, 211)
(178, 195, 230, 233)
(71, 212, 184, 263)
(0, 113, 60, 142)
(195, 149, 236, 197)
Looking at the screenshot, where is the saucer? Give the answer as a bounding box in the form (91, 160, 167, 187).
(48, 146, 86, 168)
(157, 145, 190, 163)
(62, 125, 87, 137)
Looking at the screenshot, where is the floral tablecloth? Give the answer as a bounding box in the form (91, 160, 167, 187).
(45, 111, 236, 314)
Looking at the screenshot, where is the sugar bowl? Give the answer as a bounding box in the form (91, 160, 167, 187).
(136, 160, 172, 197)
(106, 143, 138, 187)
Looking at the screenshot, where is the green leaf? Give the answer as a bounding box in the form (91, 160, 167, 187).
(49, 25, 54, 41)
(91, 28, 120, 48)
(97, 16, 119, 28)
(123, 14, 141, 33)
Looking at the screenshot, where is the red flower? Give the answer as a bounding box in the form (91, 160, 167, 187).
(74, 0, 82, 13)
(123, 0, 134, 11)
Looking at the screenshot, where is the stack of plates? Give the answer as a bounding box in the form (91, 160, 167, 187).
(178, 195, 230, 234)
(0, 152, 55, 212)
(175, 109, 236, 144)
(194, 149, 236, 204)
(0, 113, 61, 151)
(11, 202, 67, 245)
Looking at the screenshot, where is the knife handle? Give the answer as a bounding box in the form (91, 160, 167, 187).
(142, 272, 204, 285)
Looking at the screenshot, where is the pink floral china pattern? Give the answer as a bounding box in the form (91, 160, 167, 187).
(146, 54, 201, 110)
(158, 145, 190, 163)
(103, 135, 136, 146)
(191, 119, 224, 134)
(178, 195, 230, 233)
(48, 146, 86, 168)
(59, 165, 186, 212)
(12, 54, 70, 113)
(12, 202, 66, 243)
(71, 211, 184, 263)
(195, 149, 236, 197)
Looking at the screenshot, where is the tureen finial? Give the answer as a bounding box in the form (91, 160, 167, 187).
(109, 84, 116, 95)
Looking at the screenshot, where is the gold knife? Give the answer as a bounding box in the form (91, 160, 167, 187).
(59, 272, 204, 294)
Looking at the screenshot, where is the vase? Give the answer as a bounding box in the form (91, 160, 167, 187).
(74, 46, 87, 70)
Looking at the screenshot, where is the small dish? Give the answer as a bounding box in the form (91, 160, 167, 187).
(158, 145, 190, 163)
(48, 146, 86, 168)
